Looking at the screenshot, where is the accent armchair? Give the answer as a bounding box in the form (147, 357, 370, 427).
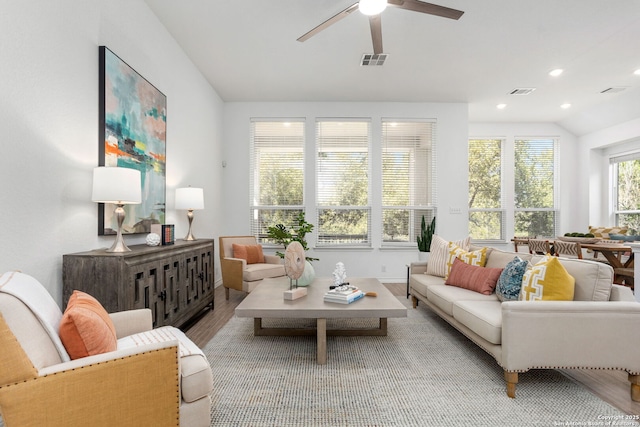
(0, 271, 212, 427)
(219, 235, 286, 299)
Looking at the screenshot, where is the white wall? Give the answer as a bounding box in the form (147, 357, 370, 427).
(469, 122, 580, 239)
(0, 0, 224, 305)
(222, 102, 468, 281)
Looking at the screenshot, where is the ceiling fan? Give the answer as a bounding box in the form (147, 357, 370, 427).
(297, 0, 464, 55)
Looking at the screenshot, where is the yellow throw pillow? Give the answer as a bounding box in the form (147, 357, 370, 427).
(520, 255, 575, 301)
(445, 244, 487, 279)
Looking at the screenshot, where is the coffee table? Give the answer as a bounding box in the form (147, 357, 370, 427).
(235, 277, 407, 364)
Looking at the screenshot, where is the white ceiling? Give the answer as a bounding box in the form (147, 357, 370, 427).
(144, 0, 640, 136)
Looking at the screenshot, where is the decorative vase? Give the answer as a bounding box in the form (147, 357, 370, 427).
(297, 261, 315, 287)
(418, 251, 430, 262)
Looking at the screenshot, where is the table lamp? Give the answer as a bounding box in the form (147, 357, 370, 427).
(92, 167, 142, 252)
(175, 187, 204, 241)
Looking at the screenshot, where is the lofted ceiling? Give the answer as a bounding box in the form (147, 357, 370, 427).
(144, 0, 640, 136)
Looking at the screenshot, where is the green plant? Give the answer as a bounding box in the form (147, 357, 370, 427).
(416, 216, 436, 252)
(266, 212, 319, 261)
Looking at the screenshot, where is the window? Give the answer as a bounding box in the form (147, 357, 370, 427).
(250, 120, 304, 242)
(468, 137, 558, 240)
(514, 138, 557, 237)
(381, 120, 436, 246)
(611, 153, 640, 232)
(468, 139, 504, 240)
(316, 120, 370, 246)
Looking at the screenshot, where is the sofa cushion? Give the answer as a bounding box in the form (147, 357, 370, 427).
(485, 248, 533, 269)
(520, 255, 575, 301)
(410, 273, 445, 298)
(244, 263, 286, 282)
(452, 300, 503, 345)
(496, 256, 530, 301)
(59, 291, 117, 360)
(552, 258, 613, 301)
(426, 235, 470, 277)
(445, 258, 502, 295)
(427, 284, 498, 316)
(233, 243, 265, 264)
(445, 244, 487, 279)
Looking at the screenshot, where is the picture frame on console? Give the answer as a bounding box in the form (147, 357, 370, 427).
(97, 46, 167, 236)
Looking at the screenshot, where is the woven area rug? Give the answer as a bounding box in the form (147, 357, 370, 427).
(206, 297, 636, 427)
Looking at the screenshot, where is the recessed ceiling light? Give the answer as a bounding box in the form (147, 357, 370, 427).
(634, 69, 640, 76)
(549, 69, 564, 77)
(561, 103, 571, 109)
(496, 104, 507, 110)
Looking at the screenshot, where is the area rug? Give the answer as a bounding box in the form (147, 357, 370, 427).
(204, 297, 638, 427)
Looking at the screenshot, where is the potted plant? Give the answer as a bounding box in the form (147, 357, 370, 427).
(267, 212, 318, 286)
(416, 215, 436, 261)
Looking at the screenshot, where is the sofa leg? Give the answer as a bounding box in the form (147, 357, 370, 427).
(411, 295, 418, 309)
(630, 374, 640, 402)
(225, 287, 230, 300)
(504, 371, 518, 398)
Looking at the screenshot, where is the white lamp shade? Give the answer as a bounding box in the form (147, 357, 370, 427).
(92, 167, 142, 204)
(359, 0, 387, 15)
(175, 187, 204, 210)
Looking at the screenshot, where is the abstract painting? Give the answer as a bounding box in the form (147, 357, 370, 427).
(98, 46, 166, 235)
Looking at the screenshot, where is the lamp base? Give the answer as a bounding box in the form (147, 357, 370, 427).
(105, 204, 131, 253)
(184, 209, 197, 241)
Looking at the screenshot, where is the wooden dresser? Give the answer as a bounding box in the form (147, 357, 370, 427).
(63, 239, 215, 328)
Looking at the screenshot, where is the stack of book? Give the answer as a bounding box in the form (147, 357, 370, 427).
(323, 285, 364, 304)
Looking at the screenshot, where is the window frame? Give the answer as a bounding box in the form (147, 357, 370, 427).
(315, 118, 372, 247)
(380, 119, 437, 248)
(249, 118, 306, 244)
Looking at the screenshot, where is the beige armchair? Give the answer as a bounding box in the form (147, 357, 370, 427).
(219, 236, 286, 299)
(0, 271, 212, 427)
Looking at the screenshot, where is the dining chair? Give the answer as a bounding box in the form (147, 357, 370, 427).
(553, 240, 583, 259)
(528, 239, 551, 255)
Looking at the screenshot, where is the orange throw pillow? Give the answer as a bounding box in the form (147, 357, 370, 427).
(59, 291, 117, 360)
(232, 244, 265, 264)
(445, 258, 503, 295)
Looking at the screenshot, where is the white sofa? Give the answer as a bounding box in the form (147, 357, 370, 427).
(409, 247, 640, 400)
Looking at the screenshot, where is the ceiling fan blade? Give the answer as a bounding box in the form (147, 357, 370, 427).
(387, 0, 464, 20)
(369, 15, 383, 54)
(297, 2, 360, 42)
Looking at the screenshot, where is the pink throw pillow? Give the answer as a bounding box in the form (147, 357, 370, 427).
(445, 258, 503, 295)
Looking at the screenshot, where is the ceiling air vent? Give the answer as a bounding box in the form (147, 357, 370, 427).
(600, 87, 627, 94)
(509, 88, 536, 95)
(361, 53, 388, 66)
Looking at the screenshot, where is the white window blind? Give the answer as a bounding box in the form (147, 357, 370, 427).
(514, 138, 557, 237)
(468, 138, 504, 240)
(381, 120, 436, 246)
(316, 120, 371, 246)
(250, 119, 305, 242)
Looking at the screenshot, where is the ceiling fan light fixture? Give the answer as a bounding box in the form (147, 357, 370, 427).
(359, 0, 387, 16)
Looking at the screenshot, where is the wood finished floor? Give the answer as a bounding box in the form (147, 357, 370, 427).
(185, 283, 640, 416)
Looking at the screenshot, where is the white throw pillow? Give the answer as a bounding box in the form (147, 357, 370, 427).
(426, 235, 471, 277)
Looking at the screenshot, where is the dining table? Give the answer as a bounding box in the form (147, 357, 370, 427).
(580, 242, 634, 269)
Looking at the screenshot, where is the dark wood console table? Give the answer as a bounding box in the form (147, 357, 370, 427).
(63, 239, 215, 329)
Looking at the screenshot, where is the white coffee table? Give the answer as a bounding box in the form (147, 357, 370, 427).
(235, 277, 407, 364)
